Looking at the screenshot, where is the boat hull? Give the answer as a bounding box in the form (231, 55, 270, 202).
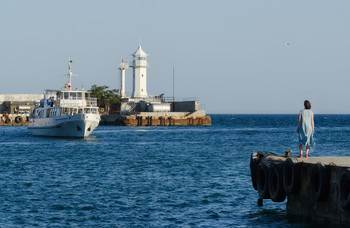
(28, 114, 100, 138)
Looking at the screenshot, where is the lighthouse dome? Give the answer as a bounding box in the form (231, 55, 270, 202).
(132, 45, 148, 57)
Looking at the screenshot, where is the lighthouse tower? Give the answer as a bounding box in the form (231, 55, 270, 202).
(118, 59, 128, 98)
(131, 45, 149, 98)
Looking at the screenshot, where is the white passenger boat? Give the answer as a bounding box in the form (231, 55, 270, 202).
(28, 60, 100, 138)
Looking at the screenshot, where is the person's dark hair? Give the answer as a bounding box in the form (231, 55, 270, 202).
(304, 100, 311, 109)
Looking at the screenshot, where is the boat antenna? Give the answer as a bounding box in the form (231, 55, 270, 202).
(66, 58, 79, 90)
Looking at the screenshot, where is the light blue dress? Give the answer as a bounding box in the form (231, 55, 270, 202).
(299, 109, 315, 148)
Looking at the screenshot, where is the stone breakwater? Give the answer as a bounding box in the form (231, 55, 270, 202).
(250, 151, 350, 225)
(0, 114, 29, 126)
(100, 113, 211, 126)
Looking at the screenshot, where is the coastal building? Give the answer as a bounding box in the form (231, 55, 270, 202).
(0, 94, 42, 114)
(101, 45, 211, 126)
(0, 94, 42, 125)
(0, 45, 211, 126)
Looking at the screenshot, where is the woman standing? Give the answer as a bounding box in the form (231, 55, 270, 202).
(296, 100, 315, 158)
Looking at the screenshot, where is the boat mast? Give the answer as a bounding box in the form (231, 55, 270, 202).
(67, 58, 73, 90)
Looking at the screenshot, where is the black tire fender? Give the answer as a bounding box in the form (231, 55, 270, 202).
(257, 162, 270, 199)
(250, 152, 261, 190)
(15, 116, 23, 123)
(310, 163, 330, 202)
(339, 168, 350, 210)
(4, 118, 11, 124)
(283, 158, 301, 195)
(268, 163, 286, 202)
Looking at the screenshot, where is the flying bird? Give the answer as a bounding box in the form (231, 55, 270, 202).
(285, 43, 291, 47)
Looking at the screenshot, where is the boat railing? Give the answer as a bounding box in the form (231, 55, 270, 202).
(59, 107, 99, 116)
(57, 97, 97, 108)
(130, 96, 199, 103)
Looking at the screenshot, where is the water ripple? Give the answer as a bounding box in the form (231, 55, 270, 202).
(0, 115, 348, 226)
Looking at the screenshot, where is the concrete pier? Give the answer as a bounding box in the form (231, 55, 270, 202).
(0, 114, 30, 126)
(0, 94, 42, 126)
(250, 152, 350, 225)
(100, 112, 211, 126)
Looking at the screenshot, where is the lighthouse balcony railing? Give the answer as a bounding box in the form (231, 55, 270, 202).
(130, 61, 150, 67)
(132, 96, 199, 103)
(118, 63, 129, 69)
(161, 97, 199, 102)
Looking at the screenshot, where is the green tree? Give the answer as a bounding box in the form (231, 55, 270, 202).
(90, 85, 120, 113)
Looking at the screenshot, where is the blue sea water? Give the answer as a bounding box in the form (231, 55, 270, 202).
(0, 114, 350, 227)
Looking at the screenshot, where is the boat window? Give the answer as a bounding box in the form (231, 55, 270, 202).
(78, 108, 82, 114)
(57, 92, 63, 99)
(71, 92, 77, 100)
(62, 108, 69, 115)
(77, 92, 82, 100)
(70, 108, 77, 115)
(84, 108, 91, 114)
(64, 92, 69, 99)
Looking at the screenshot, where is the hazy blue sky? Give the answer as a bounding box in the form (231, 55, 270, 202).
(1, 0, 350, 114)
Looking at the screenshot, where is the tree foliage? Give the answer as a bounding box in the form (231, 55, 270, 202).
(90, 85, 120, 112)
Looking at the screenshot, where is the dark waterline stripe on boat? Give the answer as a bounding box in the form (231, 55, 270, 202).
(28, 125, 62, 129)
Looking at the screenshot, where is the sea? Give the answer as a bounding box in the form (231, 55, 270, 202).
(0, 114, 349, 227)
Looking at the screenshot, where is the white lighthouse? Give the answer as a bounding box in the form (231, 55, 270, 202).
(118, 59, 128, 98)
(131, 45, 149, 98)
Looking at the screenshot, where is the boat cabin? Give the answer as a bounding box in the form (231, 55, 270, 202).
(32, 89, 98, 119)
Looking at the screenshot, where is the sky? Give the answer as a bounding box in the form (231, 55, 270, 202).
(1, 0, 350, 114)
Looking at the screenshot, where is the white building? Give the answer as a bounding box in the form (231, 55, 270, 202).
(131, 45, 149, 98)
(117, 45, 205, 116)
(118, 59, 128, 98)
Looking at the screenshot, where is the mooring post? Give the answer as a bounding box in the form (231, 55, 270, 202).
(285, 150, 292, 157)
